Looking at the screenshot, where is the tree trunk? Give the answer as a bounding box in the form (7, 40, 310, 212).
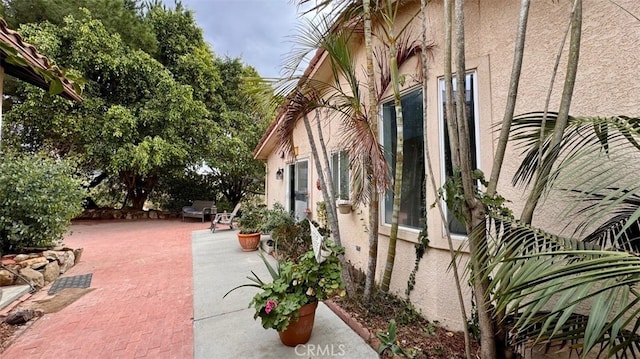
(314, 109, 340, 241)
(381, 31, 404, 293)
(520, 0, 582, 224)
(302, 111, 355, 297)
(483, 2, 531, 357)
(422, 0, 471, 357)
(487, 0, 531, 198)
(363, 0, 379, 303)
(452, 0, 497, 357)
(120, 171, 157, 210)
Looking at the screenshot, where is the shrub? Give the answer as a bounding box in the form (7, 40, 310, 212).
(0, 155, 85, 253)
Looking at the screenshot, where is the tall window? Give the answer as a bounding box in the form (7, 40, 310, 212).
(439, 72, 479, 236)
(382, 89, 425, 229)
(331, 151, 350, 199)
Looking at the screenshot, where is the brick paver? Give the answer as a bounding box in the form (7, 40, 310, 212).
(3, 219, 206, 359)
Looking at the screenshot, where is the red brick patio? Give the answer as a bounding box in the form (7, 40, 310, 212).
(2, 219, 207, 358)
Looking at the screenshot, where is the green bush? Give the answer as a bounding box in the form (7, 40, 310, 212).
(0, 155, 85, 253)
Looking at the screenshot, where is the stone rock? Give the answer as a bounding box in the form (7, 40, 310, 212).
(59, 251, 75, 274)
(1, 258, 17, 266)
(19, 257, 48, 270)
(43, 261, 60, 283)
(73, 248, 84, 265)
(4, 309, 34, 325)
(43, 250, 66, 263)
(42, 251, 57, 262)
(0, 269, 15, 286)
(18, 267, 44, 288)
(13, 254, 29, 262)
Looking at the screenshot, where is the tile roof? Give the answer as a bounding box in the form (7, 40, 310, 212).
(0, 18, 82, 102)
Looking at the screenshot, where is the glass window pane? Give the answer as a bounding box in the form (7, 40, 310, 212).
(331, 153, 339, 196)
(382, 89, 425, 229)
(339, 152, 349, 198)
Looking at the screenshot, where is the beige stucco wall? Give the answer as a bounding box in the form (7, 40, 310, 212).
(257, 0, 640, 332)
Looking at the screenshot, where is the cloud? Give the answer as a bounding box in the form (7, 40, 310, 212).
(179, 0, 300, 78)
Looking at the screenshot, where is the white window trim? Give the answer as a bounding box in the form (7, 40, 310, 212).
(437, 71, 481, 239)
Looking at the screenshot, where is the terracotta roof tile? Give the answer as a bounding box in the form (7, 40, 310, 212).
(0, 18, 82, 102)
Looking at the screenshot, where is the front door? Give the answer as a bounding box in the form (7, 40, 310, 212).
(288, 160, 309, 220)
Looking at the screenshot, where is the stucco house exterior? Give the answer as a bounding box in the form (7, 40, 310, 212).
(254, 0, 640, 332)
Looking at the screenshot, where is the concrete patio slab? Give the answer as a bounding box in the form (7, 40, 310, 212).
(192, 229, 377, 359)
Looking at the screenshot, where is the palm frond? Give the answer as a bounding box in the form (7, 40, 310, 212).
(510, 113, 640, 189)
(481, 212, 640, 357)
(571, 188, 640, 252)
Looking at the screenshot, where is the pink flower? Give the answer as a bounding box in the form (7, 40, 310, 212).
(265, 299, 278, 314)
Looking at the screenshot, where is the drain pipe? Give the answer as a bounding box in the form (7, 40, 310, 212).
(0, 263, 36, 293)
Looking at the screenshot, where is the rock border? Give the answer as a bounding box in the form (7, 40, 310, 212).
(76, 209, 179, 220)
(1, 247, 81, 290)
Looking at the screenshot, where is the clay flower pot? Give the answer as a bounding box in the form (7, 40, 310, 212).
(278, 301, 318, 347)
(237, 232, 261, 251)
(337, 201, 352, 214)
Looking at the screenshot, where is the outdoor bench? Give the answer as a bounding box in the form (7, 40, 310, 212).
(182, 200, 216, 222)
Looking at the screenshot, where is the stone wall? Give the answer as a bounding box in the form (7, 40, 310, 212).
(75, 209, 180, 220)
(0, 248, 81, 289)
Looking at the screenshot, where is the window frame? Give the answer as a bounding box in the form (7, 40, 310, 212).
(437, 71, 481, 238)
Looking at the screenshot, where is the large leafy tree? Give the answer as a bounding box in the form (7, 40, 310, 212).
(3, 0, 157, 54)
(4, 13, 210, 210)
(207, 58, 272, 206)
(145, 2, 222, 108)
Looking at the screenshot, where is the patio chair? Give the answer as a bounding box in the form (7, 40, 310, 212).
(210, 203, 241, 232)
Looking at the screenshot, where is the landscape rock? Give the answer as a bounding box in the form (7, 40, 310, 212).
(58, 251, 75, 274)
(0, 269, 15, 286)
(73, 248, 83, 265)
(19, 257, 48, 270)
(1, 258, 17, 266)
(13, 254, 29, 262)
(18, 267, 44, 288)
(43, 261, 60, 283)
(4, 309, 34, 325)
(42, 250, 65, 263)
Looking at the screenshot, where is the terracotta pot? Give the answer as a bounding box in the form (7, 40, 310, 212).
(337, 203, 352, 214)
(237, 232, 261, 251)
(278, 301, 318, 347)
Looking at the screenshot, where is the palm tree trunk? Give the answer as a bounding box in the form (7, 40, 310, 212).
(421, 1, 471, 357)
(485, 2, 531, 357)
(363, 0, 380, 302)
(302, 111, 355, 296)
(381, 33, 404, 292)
(486, 0, 531, 197)
(420, 0, 471, 359)
(315, 109, 339, 228)
(520, 0, 582, 224)
(451, 0, 497, 357)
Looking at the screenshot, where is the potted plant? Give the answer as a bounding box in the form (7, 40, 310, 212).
(336, 196, 352, 214)
(237, 200, 264, 251)
(261, 203, 295, 254)
(224, 240, 345, 346)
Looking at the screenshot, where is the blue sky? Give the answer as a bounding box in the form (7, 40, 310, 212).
(171, 0, 305, 79)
